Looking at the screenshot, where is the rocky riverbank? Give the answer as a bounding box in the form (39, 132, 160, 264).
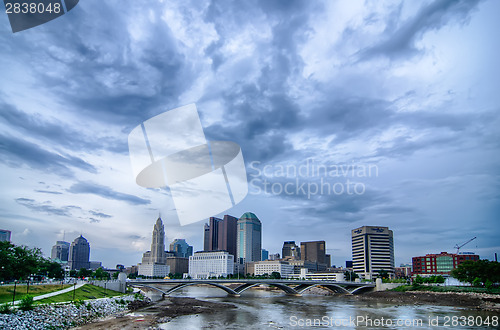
(0, 295, 136, 329)
(349, 290, 500, 311)
(73, 297, 237, 329)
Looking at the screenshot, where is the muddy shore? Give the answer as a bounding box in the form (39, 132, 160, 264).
(348, 290, 500, 312)
(73, 297, 236, 329)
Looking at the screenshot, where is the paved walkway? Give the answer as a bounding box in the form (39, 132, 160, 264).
(12, 283, 86, 305)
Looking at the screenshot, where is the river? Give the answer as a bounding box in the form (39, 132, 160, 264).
(154, 286, 500, 329)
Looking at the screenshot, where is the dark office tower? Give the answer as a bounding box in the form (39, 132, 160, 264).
(204, 217, 221, 251)
(68, 235, 90, 270)
(203, 215, 238, 256)
(300, 240, 326, 264)
(282, 241, 301, 260)
(51, 241, 70, 261)
(218, 215, 238, 257)
(204, 223, 210, 251)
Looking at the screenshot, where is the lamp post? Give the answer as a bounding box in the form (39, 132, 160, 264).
(12, 280, 17, 304)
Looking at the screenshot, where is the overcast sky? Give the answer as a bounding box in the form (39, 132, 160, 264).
(0, 0, 498, 269)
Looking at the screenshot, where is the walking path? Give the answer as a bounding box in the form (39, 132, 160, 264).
(12, 283, 86, 305)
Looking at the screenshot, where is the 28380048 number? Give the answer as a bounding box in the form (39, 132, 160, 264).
(5, 2, 61, 14)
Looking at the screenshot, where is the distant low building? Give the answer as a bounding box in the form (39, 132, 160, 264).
(412, 252, 479, 275)
(0, 229, 12, 242)
(169, 239, 193, 258)
(395, 264, 412, 278)
(189, 251, 234, 279)
(254, 260, 294, 278)
(89, 261, 102, 270)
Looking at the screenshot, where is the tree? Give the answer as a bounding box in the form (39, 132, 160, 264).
(451, 260, 500, 286)
(77, 268, 92, 278)
(270, 272, 281, 279)
(39, 260, 64, 279)
(378, 269, 389, 280)
(0, 241, 44, 281)
(92, 267, 110, 280)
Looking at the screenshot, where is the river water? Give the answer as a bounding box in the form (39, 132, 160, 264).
(154, 286, 499, 329)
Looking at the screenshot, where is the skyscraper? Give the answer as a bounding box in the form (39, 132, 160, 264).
(169, 239, 193, 258)
(282, 241, 301, 260)
(236, 212, 262, 263)
(141, 216, 167, 264)
(68, 235, 90, 270)
(352, 226, 394, 279)
(300, 241, 326, 264)
(51, 241, 70, 261)
(203, 215, 238, 257)
(138, 216, 170, 277)
(0, 229, 11, 242)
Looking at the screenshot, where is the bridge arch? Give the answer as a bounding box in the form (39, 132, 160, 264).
(350, 285, 374, 295)
(166, 282, 238, 295)
(130, 284, 168, 296)
(293, 283, 350, 295)
(234, 282, 299, 295)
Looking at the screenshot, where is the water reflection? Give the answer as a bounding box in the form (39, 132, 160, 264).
(156, 286, 498, 329)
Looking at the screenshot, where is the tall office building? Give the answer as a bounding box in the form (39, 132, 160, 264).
(261, 249, 269, 261)
(301, 241, 326, 264)
(169, 239, 193, 258)
(51, 241, 70, 262)
(352, 226, 394, 279)
(282, 241, 301, 260)
(0, 229, 11, 242)
(68, 235, 90, 270)
(139, 216, 170, 277)
(203, 215, 238, 257)
(142, 217, 167, 264)
(236, 212, 262, 263)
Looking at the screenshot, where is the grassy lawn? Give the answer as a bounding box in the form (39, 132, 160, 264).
(391, 285, 500, 294)
(36, 284, 124, 304)
(0, 283, 72, 304)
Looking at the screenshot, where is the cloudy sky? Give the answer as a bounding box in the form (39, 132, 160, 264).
(0, 0, 498, 269)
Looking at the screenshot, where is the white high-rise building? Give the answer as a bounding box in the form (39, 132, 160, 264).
(352, 226, 394, 279)
(188, 251, 234, 279)
(236, 212, 262, 263)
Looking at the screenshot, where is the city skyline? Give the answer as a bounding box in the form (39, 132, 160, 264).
(0, 0, 499, 269)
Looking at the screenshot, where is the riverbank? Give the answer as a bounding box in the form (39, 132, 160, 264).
(349, 290, 500, 311)
(73, 297, 237, 329)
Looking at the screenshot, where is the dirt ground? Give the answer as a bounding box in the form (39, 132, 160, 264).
(349, 290, 500, 311)
(73, 297, 236, 330)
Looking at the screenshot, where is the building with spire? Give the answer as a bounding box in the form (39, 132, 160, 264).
(138, 216, 171, 277)
(68, 235, 90, 270)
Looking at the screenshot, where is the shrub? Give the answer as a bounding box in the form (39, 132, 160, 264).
(18, 295, 35, 311)
(0, 303, 13, 314)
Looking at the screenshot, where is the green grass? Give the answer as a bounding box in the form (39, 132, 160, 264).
(0, 284, 72, 304)
(36, 284, 124, 304)
(391, 285, 500, 294)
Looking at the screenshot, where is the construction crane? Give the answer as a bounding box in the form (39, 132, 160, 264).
(454, 237, 477, 254)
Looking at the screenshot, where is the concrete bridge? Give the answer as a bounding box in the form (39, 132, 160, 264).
(127, 279, 375, 297)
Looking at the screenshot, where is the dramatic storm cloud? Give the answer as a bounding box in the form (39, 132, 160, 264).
(0, 0, 498, 268)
